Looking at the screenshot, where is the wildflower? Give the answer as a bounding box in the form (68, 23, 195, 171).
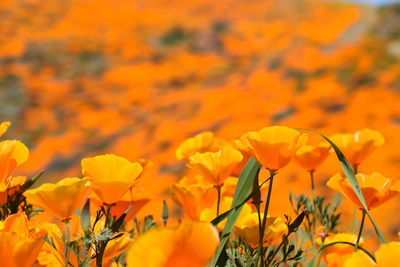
(330, 129, 384, 171)
(81, 154, 143, 205)
(0, 232, 44, 267)
(234, 213, 288, 248)
(243, 126, 305, 171)
(170, 176, 217, 221)
(176, 131, 225, 160)
(318, 233, 363, 266)
(344, 242, 400, 267)
(126, 222, 219, 267)
(188, 146, 243, 187)
(327, 172, 400, 210)
(24, 177, 89, 221)
(294, 141, 331, 172)
(0, 140, 29, 183)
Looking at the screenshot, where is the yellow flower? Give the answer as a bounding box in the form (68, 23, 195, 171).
(103, 232, 132, 266)
(330, 129, 384, 169)
(327, 172, 400, 210)
(126, 222, 219, 267)
(188, 146, 243, 187)
(81, 154, 143, 205)
(344, 250, 375, 267)
(344, 242, 400, 267)
(319, 233, 363, 267)
(170, 176, 217, 221)
(0, 140, 29, 183)
(234, 213, 288, 248)
(0, 121, 11, 137)
(199, 197, 252, 229)
(24, 177, 89, 221)
(243, 126, 305, 171)
(175, 132, 228, 160)
(375, 242, 400, 267)
(294, 140, 331, 172)
(0, 232, 45, 267)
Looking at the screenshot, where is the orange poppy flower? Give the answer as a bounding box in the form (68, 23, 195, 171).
(234, 213, 288, 248)
(319, 233, 363, 267)
(0, 232, 45, 267)
(330, 129, 384, 169)
(344, 242, 400, 267)
(170, 176, 217, 221)
(126, 222, 219, 267)
(243, 126, 305, 171)
(294, 141, 331, 172)
(81, 154, 143, 205)
(188, 146, 243, 187)
(327, 172, 400, 210)
(24, 177, 89, 221)
(176, 131, 217, 160)
(0, 140, 29, 183)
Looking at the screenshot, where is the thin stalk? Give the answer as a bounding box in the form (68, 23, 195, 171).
(353, 164, 359, 174)
(258, 170, 277, 267)
(309, 171, 317, 246)
(255, 204, 263, 265)
(216, 186, 222, 216)
(309, 171, 315, 197)
(130, 188, 136, 238)
(64, 219, 71, 267)
(355, 209, 366, 251)
(96, 205, 112, 267)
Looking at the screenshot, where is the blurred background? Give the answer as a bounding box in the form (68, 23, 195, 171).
(1, 0, 400, 245)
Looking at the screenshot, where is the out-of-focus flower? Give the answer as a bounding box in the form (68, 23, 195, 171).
(81, 154, 143, 205)
(344, 250, 375, 267)
(330, 129, 384, 169)
(199, 197, 252, 228)
(91, 190, 150, 221)
(170, 176, 217, 221)
(24, 177, 89, 221)
(126, 222, 219, 267)
(243, 126, 305, 171)
(294, 140, 331, 172)
(0, 232, 45, 267)
(176, 131, 219, 160)
(344, 242, 400, 267)
(374, 242, 400, 267)
(318, 233, 363, 267)
(0, 140, 29, 183)
(188, 146, 243, 187)
(234, 213, 288, 248)
(0, 121, 11, 137)
(103, 232, 132, 266)
(327, 173, 400, 210)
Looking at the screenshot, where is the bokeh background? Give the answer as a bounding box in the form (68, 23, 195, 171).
(1, 0, 400, 246)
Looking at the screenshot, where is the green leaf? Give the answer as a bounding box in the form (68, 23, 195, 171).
(80, 198, 91, 230)
(211, 173, 270, 226)
(21, 171, 43, 191)
(210, 157, 261, 267)
(298, 128, 386, 244)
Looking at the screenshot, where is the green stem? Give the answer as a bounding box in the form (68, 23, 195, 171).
(255, 204, 263, 265)
(258, 170, 276, 267)
(216, 186, 221, 216)
(64, 219, 71, 267)
(309, 171, 315, 197)
(355, 209, 366, 251)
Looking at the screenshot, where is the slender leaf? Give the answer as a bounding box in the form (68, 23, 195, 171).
(298, 128, 386, 243)
(211, 157, 261, 266)
(80, 198, 91, 230)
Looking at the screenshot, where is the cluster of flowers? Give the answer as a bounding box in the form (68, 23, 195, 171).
(1, 121, 400, 266)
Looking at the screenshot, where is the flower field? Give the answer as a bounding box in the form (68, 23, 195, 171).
(1, 0, 400, 266)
